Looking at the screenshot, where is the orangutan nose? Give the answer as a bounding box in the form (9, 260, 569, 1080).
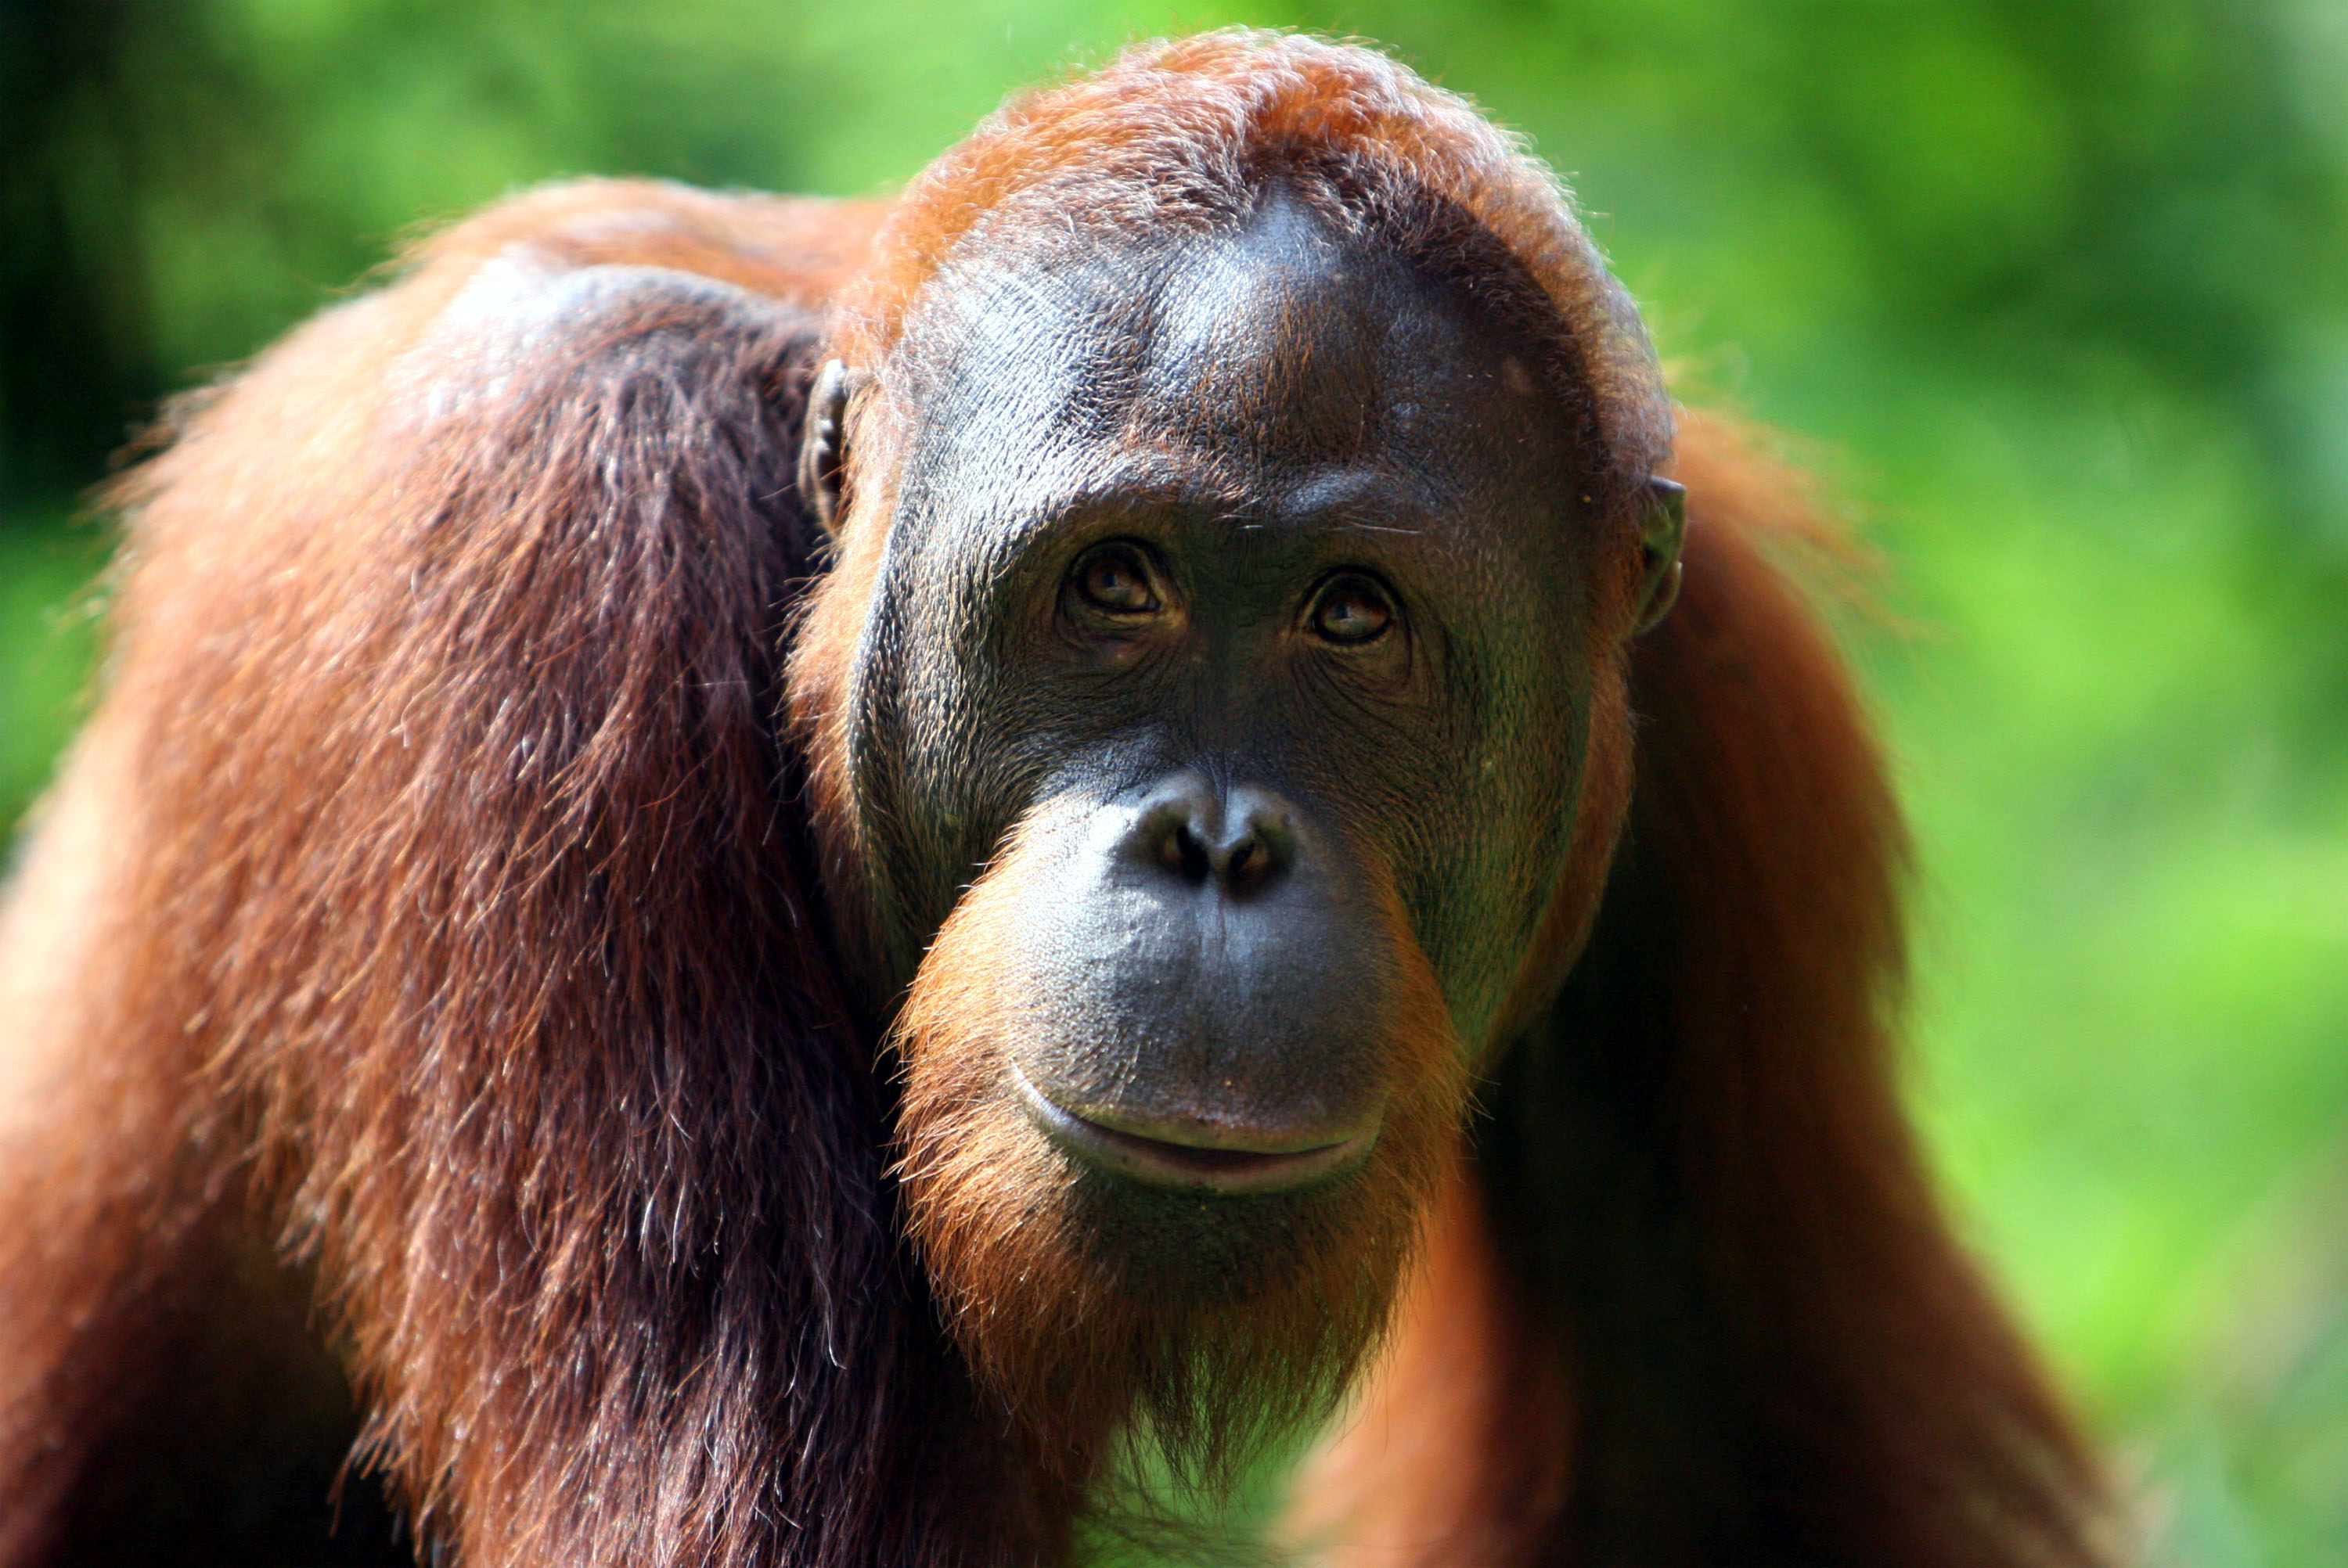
(1125, 777, 1296, 898)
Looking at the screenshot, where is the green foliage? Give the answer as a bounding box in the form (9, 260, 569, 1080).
(0, 518, 102, 833)
(5, 2, 2345, 1562)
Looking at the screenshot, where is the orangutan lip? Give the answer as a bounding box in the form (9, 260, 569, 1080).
(1008, 1066, 1373, 1194)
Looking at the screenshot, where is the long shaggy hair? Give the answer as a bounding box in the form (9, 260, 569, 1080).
(0, 30, 2114, 1568)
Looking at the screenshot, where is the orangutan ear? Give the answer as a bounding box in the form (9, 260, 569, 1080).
(1632, 476, 1686, 635)
(798, 358, 856, 538)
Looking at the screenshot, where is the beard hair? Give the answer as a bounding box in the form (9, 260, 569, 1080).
(888, 861, 1469, 1499)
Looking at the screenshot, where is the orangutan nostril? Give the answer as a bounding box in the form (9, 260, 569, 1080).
(1154, 819, 1211, 882)
(1225, 836, 1266, 893)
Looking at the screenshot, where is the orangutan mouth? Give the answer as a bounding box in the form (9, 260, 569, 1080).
(1007, 1062, 1376, 1195)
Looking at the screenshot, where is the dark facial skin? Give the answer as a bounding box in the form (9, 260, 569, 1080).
(844, 192, 1612, 1191)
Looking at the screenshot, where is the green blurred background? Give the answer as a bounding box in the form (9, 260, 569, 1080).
(5, 2, 2345, 1562)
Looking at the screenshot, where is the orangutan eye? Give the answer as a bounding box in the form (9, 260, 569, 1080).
(1308, 577, 1395, 646)
(1071, 546, 1162, 616)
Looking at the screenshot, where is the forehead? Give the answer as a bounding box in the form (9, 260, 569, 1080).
(887, 191, 1580, 542)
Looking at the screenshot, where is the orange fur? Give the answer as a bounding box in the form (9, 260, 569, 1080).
(1282, 1149, 1569, 1567)
(1459, 408, 2109, 1564)
(1, 178, 974, 1567)
(825, 30, 1671, 559)
(0, 31, 2111, 1568)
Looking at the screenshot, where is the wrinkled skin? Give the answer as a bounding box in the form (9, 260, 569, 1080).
(840, 192, 1618, 1203)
